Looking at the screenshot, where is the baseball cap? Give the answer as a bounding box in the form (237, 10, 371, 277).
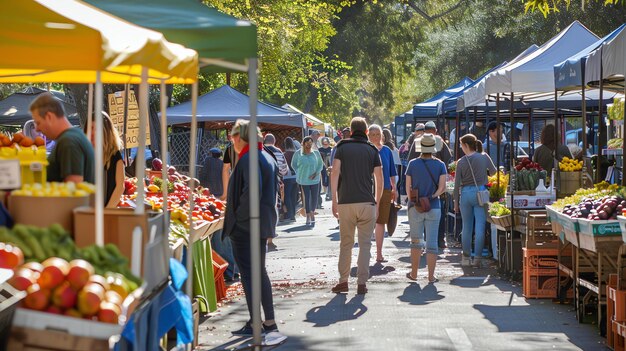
(415, 123, 425, 132)
(425, 121, 436, 130)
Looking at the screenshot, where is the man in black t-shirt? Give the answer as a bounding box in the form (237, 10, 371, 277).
(330, 117, 383, 295)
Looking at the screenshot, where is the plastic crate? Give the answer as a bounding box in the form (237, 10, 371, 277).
(0, 282, 26, 351)
(523, 248, 558, 299)
(212, 250, 229, 280)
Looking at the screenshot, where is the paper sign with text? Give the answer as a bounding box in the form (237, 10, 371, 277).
(108, 90, 150, 148)
(0, 159, 21, 189)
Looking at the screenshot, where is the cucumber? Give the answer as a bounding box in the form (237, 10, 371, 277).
(0, 227, 33, 257)
(13, 225, 45, 260)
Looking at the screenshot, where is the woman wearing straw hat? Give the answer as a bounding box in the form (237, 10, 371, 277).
(405, 133, 447, 283)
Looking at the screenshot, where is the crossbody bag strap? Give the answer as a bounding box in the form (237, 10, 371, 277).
(420, 158, 438, 190)
(466, 155, 480, 188)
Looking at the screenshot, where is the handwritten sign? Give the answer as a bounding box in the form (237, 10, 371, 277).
(108, 90, 150, 148)
(0, 159, 21, 189)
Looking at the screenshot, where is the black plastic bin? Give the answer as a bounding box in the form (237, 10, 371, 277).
(0, 283, 26, 351)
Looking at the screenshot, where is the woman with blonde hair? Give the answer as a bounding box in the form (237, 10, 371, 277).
(84, 112, 125, 208)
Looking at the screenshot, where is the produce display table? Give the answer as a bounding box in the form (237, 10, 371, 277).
(550, 211, 622, 330)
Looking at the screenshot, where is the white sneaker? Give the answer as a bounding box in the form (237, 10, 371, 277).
(264, 331, 288, 346)
(461, 257, 471, 266)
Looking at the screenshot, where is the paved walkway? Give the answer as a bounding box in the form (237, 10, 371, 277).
(198, 200, 607, 350)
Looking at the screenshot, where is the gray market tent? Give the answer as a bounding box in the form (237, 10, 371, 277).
(0, 87, 78, 126)
(165, 85, 305, 131)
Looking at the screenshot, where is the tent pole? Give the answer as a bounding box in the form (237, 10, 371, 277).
(94, 73, 104, 247)
(123, 84, 130, 161)
(186, 81, 198, 298)
(582, 84, 588, 156)
(622, 83, 626, 186)
(528, 108, 532, 158)
(248, 58, 263, 349)
(496, 94, 501, 169)
(86, 84, 94, 143)
(510, 93, 515, 231)
(455, 111, 460, 160)
(485, 98, 490, 153)
(160, 80, 169, 228)
(132, 67, 149, 277)
(597, 64, 605, 184)
(554, 90, 559, 191)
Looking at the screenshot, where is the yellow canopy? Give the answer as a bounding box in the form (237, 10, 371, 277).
(0, 0, 198, 84)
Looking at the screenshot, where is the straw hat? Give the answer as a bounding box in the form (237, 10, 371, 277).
(416, 133, 436, 153)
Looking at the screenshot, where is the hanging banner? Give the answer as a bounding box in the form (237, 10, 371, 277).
(108, 90, 150, 148)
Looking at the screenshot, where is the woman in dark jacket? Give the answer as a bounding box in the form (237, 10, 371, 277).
(223, 120, 286, 342)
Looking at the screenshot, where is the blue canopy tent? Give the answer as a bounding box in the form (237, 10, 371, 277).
(554, 24, 626, 170)
(165, 85, 305, 131)
(412, 77, 473, 119)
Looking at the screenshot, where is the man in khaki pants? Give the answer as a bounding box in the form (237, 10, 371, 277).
(330, 117, 383, 295)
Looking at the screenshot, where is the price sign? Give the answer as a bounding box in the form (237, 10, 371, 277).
(0, 159, 21, 189)
(108, 90, 150, 148)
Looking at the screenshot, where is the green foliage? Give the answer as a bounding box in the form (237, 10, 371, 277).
(522, 0, 623, 17)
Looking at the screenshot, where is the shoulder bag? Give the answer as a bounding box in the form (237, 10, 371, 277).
(410, 159, 439, 213)
(466, 155, 490, 206)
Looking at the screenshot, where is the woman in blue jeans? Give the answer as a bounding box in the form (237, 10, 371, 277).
(405, 134, 447, 283)
(291, 136, 323, 226)
(453, 134, 496, 267)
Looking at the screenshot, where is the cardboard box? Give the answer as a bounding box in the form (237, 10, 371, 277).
(8, 326, 111, 351)
(8, 195, 90, 233)
(72, 207, 165, 275)
(12, 308, 122, 339)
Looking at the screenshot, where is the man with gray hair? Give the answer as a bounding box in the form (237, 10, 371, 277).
(368, 124, 397, 262)
(223, 120, 286, 344)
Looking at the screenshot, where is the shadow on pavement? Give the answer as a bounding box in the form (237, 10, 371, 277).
(350, 262, 396, 277)
(304, 294, 367, 327)
(286, 225, 314, 233)
(472, 304, 601, 350)
(326, 231, 340, 241)
(397, 256, 427, 269)
(397, 282, 444, 305)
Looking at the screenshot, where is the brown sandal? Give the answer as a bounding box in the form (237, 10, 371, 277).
(406, 272, 417, 281)
(357, 284, 368, 294)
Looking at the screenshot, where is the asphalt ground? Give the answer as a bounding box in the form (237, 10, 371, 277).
(197, 199, 607, 351)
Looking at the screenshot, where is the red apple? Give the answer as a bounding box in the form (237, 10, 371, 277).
(0, 243, 24, 269)
(9, 268, 36, 291)
(38, 257, 70, 289)
(23, 284, 50, 311)
(67, 259, 94, 290)
(77, 283, 105, 316)
(52, 281, 77, 309)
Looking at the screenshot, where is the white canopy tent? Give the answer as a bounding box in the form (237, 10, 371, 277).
(462, 44, 540, 109)
(464, 21, 598, 107)
(587, 25, 626, 90)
